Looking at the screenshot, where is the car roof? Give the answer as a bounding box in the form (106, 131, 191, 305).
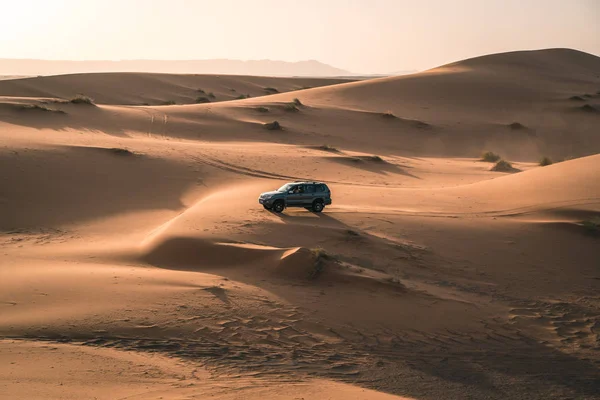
(291, 181, 327, 185)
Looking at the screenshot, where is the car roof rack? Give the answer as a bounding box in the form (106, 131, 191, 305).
(293, 180, 324, 184)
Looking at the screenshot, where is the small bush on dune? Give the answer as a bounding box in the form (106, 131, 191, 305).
(381, 111, 396, 118)
(208, 92, 216, 99)
(264, 121, 281, 130)
(368, 155, 384, 162)
(255, 106, 269, 113)
(316, 144, 339, 152)
(236, 94, 251, 100)
(539, 156, 553, 166)
(580, 104, 598, 113)
(308, 247, 333, 279)
(284, 103, 299, 112)
(508, 122, 525, 130)
(582, 217, 600, 236)
(197, 88, 206, 94)
(109, 148, 134, 156)
(293, 98, 303, 106)
(196, 97, 211, 104)
(264, 87, 279, 94)
(161, 100, 177, 105)
(481, 151, 501, 162)
(569, 95, 585, 101)
(70, 95, 95, 105)
(491, 159, 516, 172)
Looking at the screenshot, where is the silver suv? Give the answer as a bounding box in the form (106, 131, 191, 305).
(259, 181, 332, 213)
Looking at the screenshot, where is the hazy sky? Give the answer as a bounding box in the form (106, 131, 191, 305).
(2, 0, 598, 73)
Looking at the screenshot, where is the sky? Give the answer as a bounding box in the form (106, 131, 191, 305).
(1, 0, 598, 74)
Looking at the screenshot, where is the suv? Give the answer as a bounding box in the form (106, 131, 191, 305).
(259, 181, 332, 213)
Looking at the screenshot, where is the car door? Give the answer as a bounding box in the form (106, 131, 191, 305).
(286, 185, 303, 205)
(303, 184, 316, 206)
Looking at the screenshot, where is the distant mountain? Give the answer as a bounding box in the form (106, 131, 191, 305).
(0, 58, 351, 77)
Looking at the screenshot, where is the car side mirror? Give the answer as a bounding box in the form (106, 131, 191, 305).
(288, 190, 294, 194)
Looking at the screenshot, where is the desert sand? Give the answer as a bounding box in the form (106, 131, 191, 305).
(1, 48, 599, 399)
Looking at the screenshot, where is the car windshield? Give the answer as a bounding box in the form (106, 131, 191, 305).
(277, 183, 294, 192)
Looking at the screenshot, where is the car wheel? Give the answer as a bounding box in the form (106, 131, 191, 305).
(272, 201, 285, 213)
(312, 200, 324, 213)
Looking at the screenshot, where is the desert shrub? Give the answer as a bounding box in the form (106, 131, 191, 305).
(109, 148, 134, 156)
(508, 122, 525, 130)
(481, 151, 501, 162)
(491, 159, 515, 172)
(197, 88, 206, 94)
(264, 121, 281, 130)
(229, 88, 236, 92)
(582, 217, 600, 236)
(539, 156, 553, 166)
(580, 104, 597, 113)
(284, 103, 299, 112)
(70, 95, 95, 105)
(196, 97, 211, 104)
(236, 94, 251, 100)
(381, 111, 396, 118)
(368, 155, 384, 162)
(316, 144, 339, 152)
(569, 95, 585, 101)
(161, 100, 176, 105)
(255, 106, 269, 112)
(208, 92, 216, 99)
(293, 98, 303, 106)
(264, 87, 279, 94)
(309, 248, 333, 279)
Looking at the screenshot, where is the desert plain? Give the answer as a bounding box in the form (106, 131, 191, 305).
(0, 48, 599, 399)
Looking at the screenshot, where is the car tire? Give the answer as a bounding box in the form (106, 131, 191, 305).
(312, 200, 324, 213)
(272, 201, 285, 213)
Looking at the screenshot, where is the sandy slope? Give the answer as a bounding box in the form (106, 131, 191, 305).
(0, 73, 355, 105)
(1, 49, 599, 400)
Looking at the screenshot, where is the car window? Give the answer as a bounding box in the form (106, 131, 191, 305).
(306, 185, 315, 193)
(291, 185, 303, 194)
(316, 184, 325, 192)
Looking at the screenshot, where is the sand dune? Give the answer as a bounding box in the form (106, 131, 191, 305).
(0, 73, 355, 105)
(1, 48, 599, 399)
